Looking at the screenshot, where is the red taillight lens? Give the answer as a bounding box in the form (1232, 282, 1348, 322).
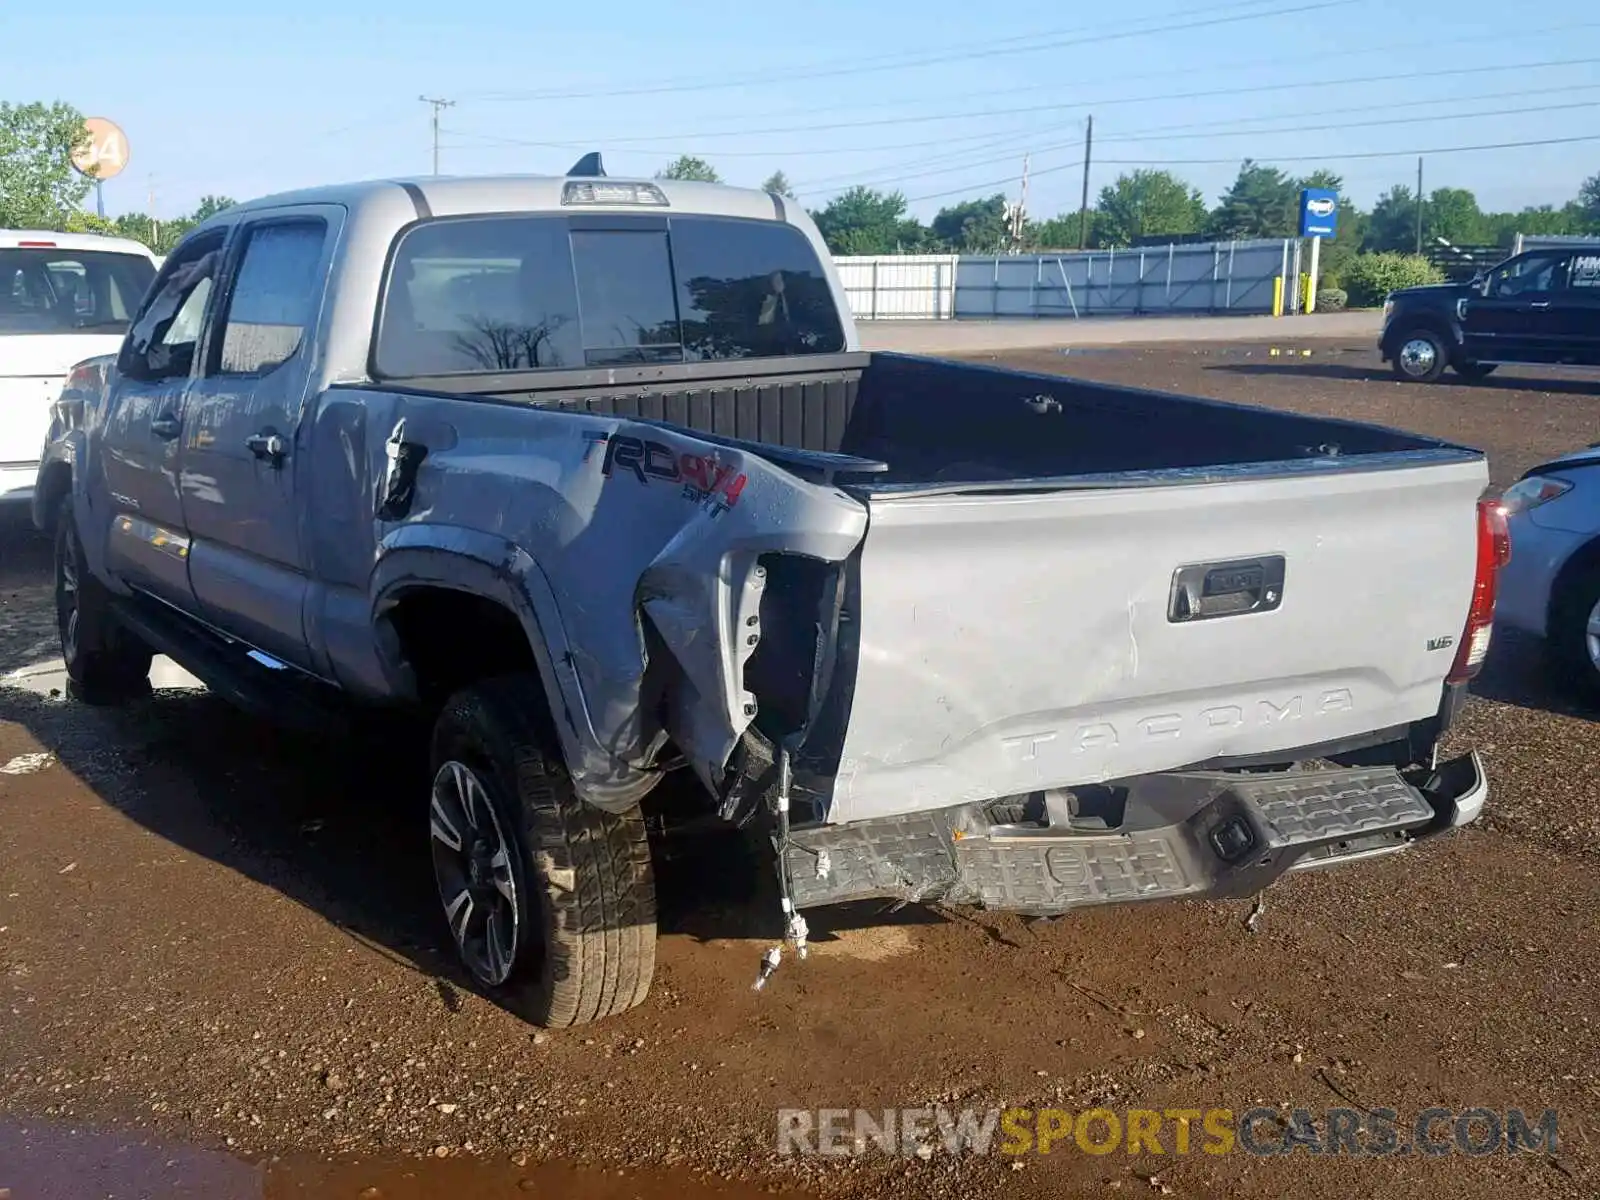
(66, 363, 99, 391)
(1447, 497, 1511, 684)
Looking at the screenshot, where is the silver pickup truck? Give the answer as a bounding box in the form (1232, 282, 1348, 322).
(34, 161, 1498, 1027)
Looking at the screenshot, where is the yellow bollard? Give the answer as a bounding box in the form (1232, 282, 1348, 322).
(1272, 276, 1284, 317)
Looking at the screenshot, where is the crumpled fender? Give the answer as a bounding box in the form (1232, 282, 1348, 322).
(636, 448, 867, 792)
(364, 414, 868, 812)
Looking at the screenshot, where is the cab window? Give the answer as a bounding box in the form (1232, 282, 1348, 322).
(1487, 253, 1571, 299)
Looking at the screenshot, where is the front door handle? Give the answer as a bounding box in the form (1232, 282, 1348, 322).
(1530, 301, 1551, 309)
(245, 430, 288, 466)
(150, 413, 181, 440)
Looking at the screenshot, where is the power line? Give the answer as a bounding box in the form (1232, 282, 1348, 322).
(460, 0, 1357, 104)
(1094, 132, 1600, 167)
(453, 54, 1600, 151)
(793, 89, 1600, 196)
(598, 20, 1600, 129)
(895, 131, 1600, 206)
(791, 80, 1600, 193)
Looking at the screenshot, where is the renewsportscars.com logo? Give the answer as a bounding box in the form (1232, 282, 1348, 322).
(777, 1106, 1559, 1160)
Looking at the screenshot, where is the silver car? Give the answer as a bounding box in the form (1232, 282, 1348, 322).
(1496, 442, 1600, 700)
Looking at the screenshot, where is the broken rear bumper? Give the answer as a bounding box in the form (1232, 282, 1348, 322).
(781, 751, 1487, 915)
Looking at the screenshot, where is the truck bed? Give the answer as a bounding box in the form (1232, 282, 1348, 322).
(438, 350, 1451, 484)
(349, 352, 1483, 828)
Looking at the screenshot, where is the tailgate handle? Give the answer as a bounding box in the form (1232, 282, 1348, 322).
(1169, 555, 1286, 623)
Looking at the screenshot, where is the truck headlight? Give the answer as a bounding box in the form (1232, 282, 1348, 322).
(1497, 475, 1573, 517)
(1382, 296, 1394, 321)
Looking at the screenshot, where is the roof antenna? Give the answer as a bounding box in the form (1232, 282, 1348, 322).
(567, 152, 605, 178)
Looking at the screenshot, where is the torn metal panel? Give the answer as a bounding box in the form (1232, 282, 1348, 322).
(308, 387, 868, 809)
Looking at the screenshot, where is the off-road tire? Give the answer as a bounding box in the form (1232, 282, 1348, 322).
(430, 675, 657, 1026)
(1546, 562, 1600, 706)
(54, 504, 152, 705)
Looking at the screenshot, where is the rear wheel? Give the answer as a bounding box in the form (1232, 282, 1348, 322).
(1547, 563, 1600, 705)
(54, 505, 152, 705)
(429, 675, 657, 1026)
(1391, 329, 1449, 383)
(1453, 361, 1497, 381)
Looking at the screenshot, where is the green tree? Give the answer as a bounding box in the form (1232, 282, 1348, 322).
(760, 171, 795, 199)
(191, 194, 238, 222)
(809, 187, 929, 255)
(930, 194, 1009, 252)
(1028, 210, 1095, 250)
(108, 212, 194, 255)
(1575, 171, 1600, 231)
(1208, 160, 1298, 240)
(656, 155, 720, 183)
(1424, 187, 1487, 246)
(1507, 204, 1585, 239)
(1365, 185, 1422, 253)
(1093, 170, 1206, 247)
(0, 101, 91, 228)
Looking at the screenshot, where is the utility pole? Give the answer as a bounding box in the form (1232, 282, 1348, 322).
(1013, 153, 1030, 250)
(1079, 115, 1094, 250)
(1415, 156, 1424, 255)
(419, 95, 456, 176)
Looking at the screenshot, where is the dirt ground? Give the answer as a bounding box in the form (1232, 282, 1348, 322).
(1, 338, 1597, 1200)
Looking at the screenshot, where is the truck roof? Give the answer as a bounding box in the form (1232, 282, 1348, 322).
(0, 229, 157, 258)
(221, 173, 792, 225)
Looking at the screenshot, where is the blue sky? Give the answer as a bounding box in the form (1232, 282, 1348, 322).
(7, 0, 1599, 222)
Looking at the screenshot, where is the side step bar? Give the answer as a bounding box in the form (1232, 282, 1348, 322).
(781, 753, 1487, 916)
(111, 596, 355, 737)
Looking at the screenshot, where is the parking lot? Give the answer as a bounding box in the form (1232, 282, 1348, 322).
(1, 336, 1597, 1200)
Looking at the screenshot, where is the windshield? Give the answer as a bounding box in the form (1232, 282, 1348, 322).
(0, 247, 157, 336)
(375, 214, 845, 377)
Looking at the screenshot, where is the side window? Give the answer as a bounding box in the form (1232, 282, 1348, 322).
(669, 217, 845, 361)
(377, 216, 583, 376)
(1489, 253, 1568, 299)
(214, 220, 327, 376)
(122, 236, 226, 381)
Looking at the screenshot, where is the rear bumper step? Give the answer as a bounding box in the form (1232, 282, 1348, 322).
(781, 752, 1486, 915)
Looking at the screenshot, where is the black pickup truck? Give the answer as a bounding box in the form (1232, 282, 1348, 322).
(1380, 245, 1600, 383)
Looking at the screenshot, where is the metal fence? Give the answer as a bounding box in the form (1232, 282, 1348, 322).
(832, 255, 959, 320)
(835, 240, 1295, 321)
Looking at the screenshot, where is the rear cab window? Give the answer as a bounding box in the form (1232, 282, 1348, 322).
(0, 247, 156, 335)
(375, 213, 843, 378)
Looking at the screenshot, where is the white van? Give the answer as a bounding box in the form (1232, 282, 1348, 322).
(1, 230, 158, 505)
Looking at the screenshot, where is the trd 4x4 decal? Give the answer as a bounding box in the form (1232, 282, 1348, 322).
(584, 431, 748, 517)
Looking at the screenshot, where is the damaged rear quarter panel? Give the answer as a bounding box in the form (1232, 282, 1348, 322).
(311, 387, 867, 807)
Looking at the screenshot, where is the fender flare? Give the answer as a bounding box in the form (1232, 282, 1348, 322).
(369, 525, 659, 811)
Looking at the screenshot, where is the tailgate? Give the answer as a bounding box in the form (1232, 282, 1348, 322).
(0, 375, 64, 467)
(826, 454, 1487, 826)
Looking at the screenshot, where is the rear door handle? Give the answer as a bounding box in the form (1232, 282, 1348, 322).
(245, 431, 288, 466)
(1530, 301, 1551, 309)
(150, 413, 181, 440)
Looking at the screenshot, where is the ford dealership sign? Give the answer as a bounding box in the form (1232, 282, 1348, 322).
(1299, 188, 1339, 238)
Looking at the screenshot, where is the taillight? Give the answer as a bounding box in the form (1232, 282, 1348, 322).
(65, 363, 99, 392)
(1447, 497, 1511, 684)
